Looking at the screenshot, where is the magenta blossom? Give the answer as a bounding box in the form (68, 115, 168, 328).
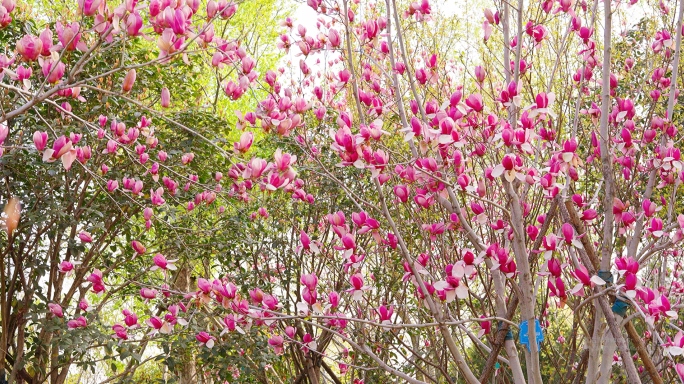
(196, 331, 216, 348)
(151, 253, 178, 272)
(268, 334, 284, 354)
(123, 309, 139, 328)
(67, 316, 87, 329)
(48, 303, 63, 318)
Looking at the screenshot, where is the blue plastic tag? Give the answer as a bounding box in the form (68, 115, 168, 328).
(612, 298, 630, 317)
(518, 319, 544, 353)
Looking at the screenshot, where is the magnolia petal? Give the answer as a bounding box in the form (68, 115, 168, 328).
(491, 164, 505, 178)
(453, 264, 466, 278)
(312, 302, 324, 314)
(562, 152, 574, 163)
(433, 281, 449, 291)
(439, 135, 453, 144)
(571, 239, 584, 249)
(160, 323, 172, 334)
(504, 170, 516, 182)
(352, 290, 364, 301)
(570, 283, 584, 295)
(455, 284, 468, 299)
(43, 148, 55, 162)
(669, 346, 684, 356)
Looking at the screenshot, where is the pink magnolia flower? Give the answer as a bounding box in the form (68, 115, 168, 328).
(297, 230, 320, 254)
(328, 291, 339, 308)
(300, 273, 318, 290)
(160, 87, 171, 108)
(477, 316, 491, 338)
(474, 65, 486, 83)
(198, 278, 215, 294)
(648, 217, 665, 237)
(78, 231, 92, 243)
(151, 253, 178, 272)
(615, 256, 639, 275)
(422, 222, 446, 241)
(165, 304, 188, 327)
(33, 131, 48, 151)
(642, 199, 661, 217)
(48, 303, 63, 318)
(140, 288, 157, 301)
(123, 309, 139, 328)
(347, 273, 370, 301)
(118, 68, 136, 92)
(150, 188, 165, 206)
(268, 334, 284, 354)
(541, 234, 558, 260)
(79, 299, 93, 312)
(16, 34, 43, 61)
(262, 294, 280, 311)
(111, 324, 128, 341)
(67, 316, 88, 329)
(58, 260, 77, 274)
(77, 0, 101, 16)
(106, 180, 119, 192)
(649, 294, 677, 320)
(181, 152, 195, 164)
(131, 240, 146, 256)
(569, 264, 605, 296)
(221, 314, 242, 335)
(42, 135, 71, 162)
(580, 209, 597, 221)
(663, 330, 684, 355)
(125, 12, 143, 36)
(434, 264, 469, 302)
(560, 223, 583, 246)
(36, 27, 52, 55)
(394, 184, 410, 202)
(196, 332, 216, 348)
(675, 363, 684, 380)
(376, 305, 394, 328)
(620, 273, 637, 299)
(465, 93, 484, 112)
(87, 269, 103, 285)
(55, 21, 87, 51)
(249, 288, 264, 304)
(548, 277, 567, 301)
(145, 316, 171, 334)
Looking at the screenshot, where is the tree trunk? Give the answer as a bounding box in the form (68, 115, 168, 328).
(174, 264, 197, 384)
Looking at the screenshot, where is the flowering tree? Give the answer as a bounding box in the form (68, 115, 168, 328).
(2, 0, 684, 381)
(0, 0, 288, 382)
